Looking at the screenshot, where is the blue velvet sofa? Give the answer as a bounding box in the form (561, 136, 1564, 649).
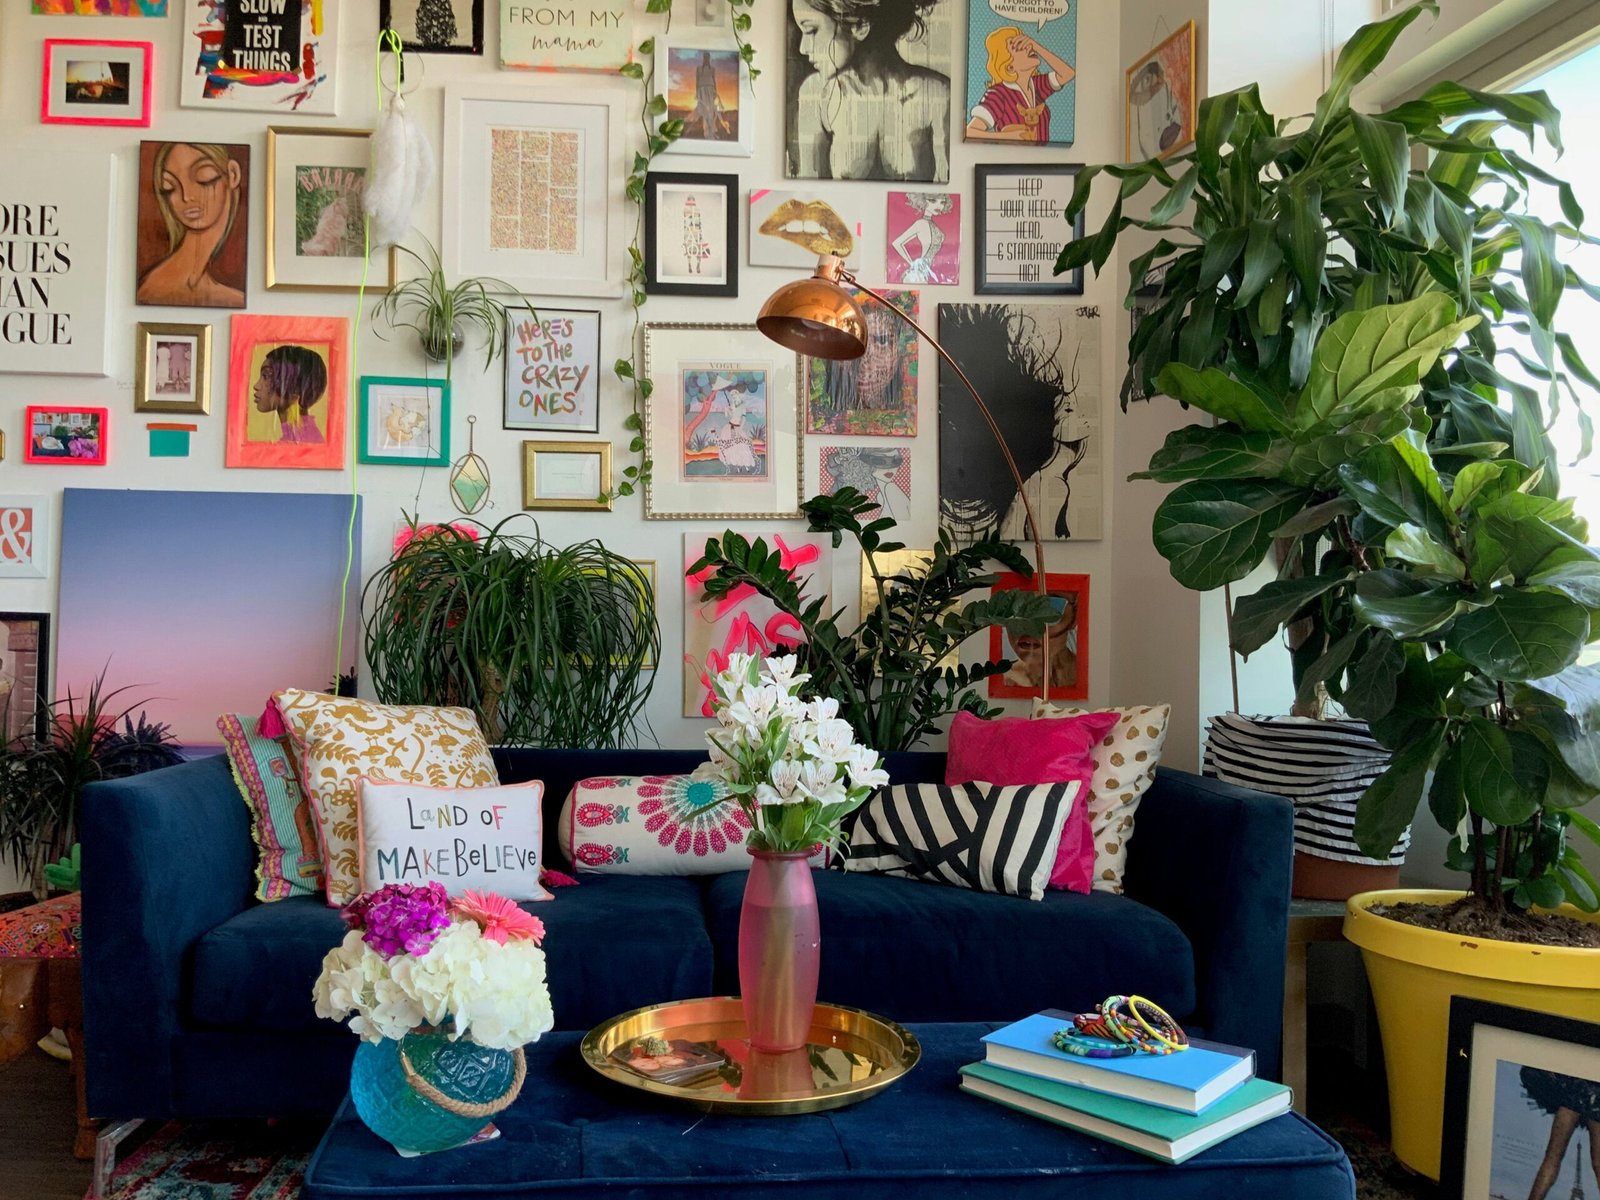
(81, 748, 1293, 1123)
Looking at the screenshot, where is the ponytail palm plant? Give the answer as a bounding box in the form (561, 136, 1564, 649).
(1058, 3, 1600, 922)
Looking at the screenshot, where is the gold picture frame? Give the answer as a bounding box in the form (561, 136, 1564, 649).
(1125, 20, 1197, 163)
(134, 322, 212, 414)
(522, 440, 613, 511)
(265, 127, 397, 292)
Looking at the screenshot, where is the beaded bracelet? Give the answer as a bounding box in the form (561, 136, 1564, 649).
(1060, 994, 1189, 1057)
(1051, 1029, 1136, 1058)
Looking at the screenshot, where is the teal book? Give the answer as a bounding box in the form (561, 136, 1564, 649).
(959, 1061, 1292, 1165)
(981, 1010, 1255, 1113)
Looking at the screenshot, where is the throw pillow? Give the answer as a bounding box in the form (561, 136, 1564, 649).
(358, 778, 551, 901)
(1034, 702, 1171, 894)
(272, 690, 499, 906)
(845, 781, 1081, 901)
(558, 774, 749, 873)
(217, 712, 323, 901)
(945, 709, 1119, 894)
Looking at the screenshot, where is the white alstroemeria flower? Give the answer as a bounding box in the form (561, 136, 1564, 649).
(798, 757, 839, 798)
(813, 717, 856, 763)
(765, 655, 800, 686)
(846, 744, 890, 792)
(754, 782, 785, 807)
(770, 758, 802, 798)
(777, 693, 808, 722)
(807, 696, 840, 723)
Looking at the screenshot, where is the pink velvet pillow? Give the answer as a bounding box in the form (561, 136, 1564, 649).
(945, 709, 1120, 892)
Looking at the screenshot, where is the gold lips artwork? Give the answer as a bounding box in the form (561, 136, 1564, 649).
(758, 198, 855, 257)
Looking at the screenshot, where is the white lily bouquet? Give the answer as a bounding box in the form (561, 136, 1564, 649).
(694, 653, 889, 855)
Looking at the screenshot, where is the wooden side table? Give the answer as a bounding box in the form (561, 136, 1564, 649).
(1284, 898, 1347, 1115)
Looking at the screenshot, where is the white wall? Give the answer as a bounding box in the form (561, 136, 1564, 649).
(0, 1, 1140, 754)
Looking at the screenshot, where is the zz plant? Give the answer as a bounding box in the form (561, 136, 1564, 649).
(1058, 3, 1600, 920)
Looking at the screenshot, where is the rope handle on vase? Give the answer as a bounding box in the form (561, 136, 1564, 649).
(399, 1044, 528, 1119)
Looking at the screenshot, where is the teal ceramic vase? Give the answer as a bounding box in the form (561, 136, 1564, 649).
(349, 1025, 525, 1155)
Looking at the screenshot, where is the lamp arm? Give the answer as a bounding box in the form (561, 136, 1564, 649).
(840, 271, 1053, 699)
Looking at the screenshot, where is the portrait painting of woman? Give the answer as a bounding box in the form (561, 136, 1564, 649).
(226, 314, 348, 470)
(136, 140, 250, 308)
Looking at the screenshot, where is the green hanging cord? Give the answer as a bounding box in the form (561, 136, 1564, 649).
(331, 31, 405, 694)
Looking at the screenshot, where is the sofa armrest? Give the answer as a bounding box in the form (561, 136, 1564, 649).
(1121, 767, 1293, 1081)
(82, 754, 255, 1119)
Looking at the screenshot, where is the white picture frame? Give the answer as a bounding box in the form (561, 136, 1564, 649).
(503, 307, 602, 433)
(442, 82, 628, 299)
(178, 0, 339, 116)
(655, 37, 754, 159)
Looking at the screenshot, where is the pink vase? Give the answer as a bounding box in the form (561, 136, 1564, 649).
(739, 849, 820, 1053)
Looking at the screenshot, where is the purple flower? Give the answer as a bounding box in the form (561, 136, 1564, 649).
(340, 882, 451, 959)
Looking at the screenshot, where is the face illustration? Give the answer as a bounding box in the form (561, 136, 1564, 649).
(253, 366, 287, 414)
(1010, 594, 1078, 666)
(793, 0, 848, 78)
(1007, 35, 1039, 73)
(158, 144, 240, 235)
(927, 195, 953, 216)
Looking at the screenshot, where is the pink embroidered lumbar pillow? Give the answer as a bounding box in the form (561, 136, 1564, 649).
(558, 774, 752, 875)
(945, 709, 1119, 893)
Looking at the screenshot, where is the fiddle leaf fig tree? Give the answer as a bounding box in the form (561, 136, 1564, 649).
(1058, 3, 1600, 919)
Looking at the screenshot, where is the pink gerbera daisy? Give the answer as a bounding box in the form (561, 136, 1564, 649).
(450, 890, 545, 946)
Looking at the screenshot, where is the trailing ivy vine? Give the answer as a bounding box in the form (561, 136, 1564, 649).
(608, 0, 759, 501)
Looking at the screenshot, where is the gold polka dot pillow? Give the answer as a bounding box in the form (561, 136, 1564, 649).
(272, 690, 499, 905)
(1032, 702, 1170, 893)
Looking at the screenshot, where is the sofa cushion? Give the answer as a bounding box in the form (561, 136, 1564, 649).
(704, 868, 1196, 1023)
(189, 877, 716, 1034)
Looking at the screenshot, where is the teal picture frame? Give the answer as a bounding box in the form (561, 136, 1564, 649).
(358, 375, 451, 467)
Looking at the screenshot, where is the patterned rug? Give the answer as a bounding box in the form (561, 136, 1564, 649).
(105, 1121, 313, 1199)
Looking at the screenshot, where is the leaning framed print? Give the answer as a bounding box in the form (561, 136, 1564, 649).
(974, 164, 1085, 295)
(225, 313, 348, 470)
(0, 612, 51, 748)
(1126, 20, 1197, 162)
(641, 322, 802, 521)
(503, 308, 602, 433)
(381, 0, 484, 56)
(24, 407, 107, 465)
(359, 376, 450, 466)
(178, 0, 339, 115)
(655, 37, 754, 158)
(521, 441, 611, 511)
(442, 82, 629, 298)
(41, 39, 154, 127)
(645, 172, 738, 298)
(266, 128, 397, 292)
(135, 322, 211, 414)
(1442, 998, 1600, 1200)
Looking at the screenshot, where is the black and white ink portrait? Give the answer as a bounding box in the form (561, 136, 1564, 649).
(381, 0, 485, 55)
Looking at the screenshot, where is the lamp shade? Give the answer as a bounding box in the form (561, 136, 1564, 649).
(756, 275, 868, 361)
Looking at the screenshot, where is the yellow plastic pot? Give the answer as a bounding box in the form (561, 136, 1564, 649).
(1344, 889, 1600, 1181)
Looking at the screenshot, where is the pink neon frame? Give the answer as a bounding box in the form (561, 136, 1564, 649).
(23, 406, 110, 466)
(41, 39, 154, 128)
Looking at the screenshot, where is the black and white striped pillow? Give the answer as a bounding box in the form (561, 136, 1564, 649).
(845, 781, 1080, 901)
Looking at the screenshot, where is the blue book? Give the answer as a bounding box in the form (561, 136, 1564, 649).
(980, 1009, 1255, 1114)
(959, 1061, 1291, 1165)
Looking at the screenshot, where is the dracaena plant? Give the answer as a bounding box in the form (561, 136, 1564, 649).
(688, 489, 1059, 752)
(1057, 4, 1600, 919)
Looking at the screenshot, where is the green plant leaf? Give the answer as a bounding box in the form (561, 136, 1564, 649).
(1338, 436, 1454, 542)
(1446, 588, 1590, 681)
(1427, 740, 1466, 834)
(1343, 634, 1405, 721)
(1314, 1, 1437, 135)
(1384, 523, 1466, 581)
(1505, 212, 1563, 331)
(1352, 113, 1410, 217)
(1151, 479, 1310, 591)
(1459, 717, 1546, 826)
(1526, 558, 1600, 607)
(1353, 569, 1475, 637)
(1153, 364, 1291, 433)
(1270, 496, 1359, 538)
(1133, 425, 1291, 482)
(1278, 177, 1326, 299)
(1230, 574, 1351, 657)
(1236, 219, 1287, 306)
(1354, 724, 1444, 861)
(1294, 630, 1363, 707)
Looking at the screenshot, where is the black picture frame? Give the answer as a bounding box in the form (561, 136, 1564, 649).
(0, 612, 50, 748)
(1441, 997, 1600, 1200)
(379, 0, 485, 56)
(974, 163, 1084, 296)
(644, 171, 739, 298)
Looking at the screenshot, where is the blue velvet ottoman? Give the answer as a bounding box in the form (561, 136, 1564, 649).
(301, 1023, 1354, 1199)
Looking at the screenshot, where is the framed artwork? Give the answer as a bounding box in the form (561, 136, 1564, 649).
(521, 441, 611, 511)
(819, 446, 911, 523)
(1442, 998, 1600, 1200)
(784, 0, 953, 182)
(963, 4, 1077, 147)
(887, 191, 959, 285)
(359, 376, 450, 467)
(2, 157, 114, 376)
(683, 531, 830, 717)
(975, 164, 1084, 295)
(805, 287, 918, 437)
(1126, 21, 1197, 162)
(381, 0, 484, 55)
(32, 0, 164, 13)
(24, 407, 107, 466)
(646, 173, 738, 297)
(500, 1, 633, 71)
(938, 303, 1103, 542)
(41, 40, 154, 127)
(749, 188, 865, 269)
(656, 38, 754, 158)
(135, 322, 212, 414)
(628, 560, 658, 670)
(266, 128, 397, 292)
(179, 0, 339, 116)
(0, 498, 52, 580)
(504, 308, 601, 433)
(642, 323, 803, 521)
(987, 572, 1089, 702)
(225, 314, 348, 470)
(0, 613, 50, 749)
(442, 83, 629, 298)
(136, 140, 250, 309)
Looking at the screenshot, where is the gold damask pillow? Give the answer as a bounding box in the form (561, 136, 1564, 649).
(1032, 702, 1170, 894)
(273, 690, 499, 905)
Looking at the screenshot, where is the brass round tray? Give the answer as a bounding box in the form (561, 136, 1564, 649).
(580, 997, 921, 1116)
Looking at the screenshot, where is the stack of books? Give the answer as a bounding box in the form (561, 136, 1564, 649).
(960, 1009, 1292, 1164)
